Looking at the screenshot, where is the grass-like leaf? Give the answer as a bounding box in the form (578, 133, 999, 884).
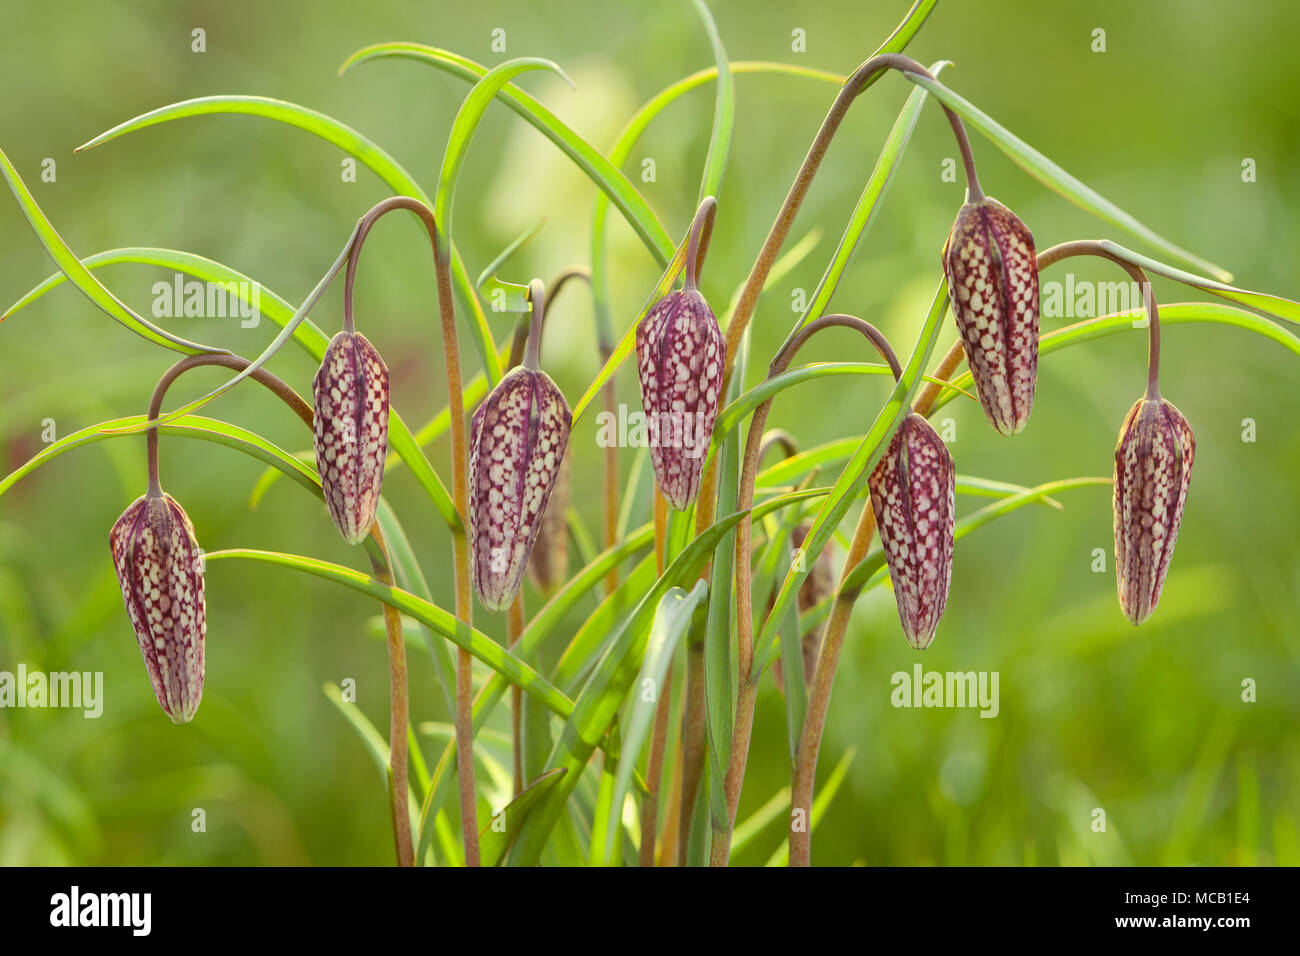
(928, 302, 1300, 417)
(204, 549, 574, 716)
(0, 148, 217, 353)
(340, 43, 674, 263)
(479, 768, 568, 867)
(3, 247, 460, 529)
(837, 477, 1113, 594)
(506, 508, 750, 865)
(689, 0, 733, 203)
(435, 58, 572, 245)
(596, 582, 709, 864)
(903, 72, 1233, 282)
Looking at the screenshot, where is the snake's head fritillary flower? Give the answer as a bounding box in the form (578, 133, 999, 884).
(526, 446, 571, 596)
(635, 289, 725, 510)
(942, 197, 1040, 436)
(470, 366, 572, 612)
(313, 330, 390, 545)
(1113, 397, 1195, 625)
(868, 414, 956, 649)
(110, 493, 206, 723)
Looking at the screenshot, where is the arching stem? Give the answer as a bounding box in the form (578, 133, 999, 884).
(144, 352, 413, 866)
(712, 314, 902, 866)
(345, 194, 478, 865)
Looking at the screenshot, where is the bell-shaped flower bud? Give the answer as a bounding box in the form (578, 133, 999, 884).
(470, 366, 572, 612)
(109, 493, 206, 723)
(868, 414, 956, 649)
(313, 330, 390, 545)
(1113, 397, 1195, 625)
(942, 197, 1040, 436)
(635, 289, 725, 510)
(526, 446, 571, 596)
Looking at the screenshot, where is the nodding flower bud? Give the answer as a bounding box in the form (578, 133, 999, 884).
(470, 365, 572, 612)
(313, 330, 390, 545)
(635, 289, 725, 510)
(110, 493, 206, 723)
(1113, 397, 1195, 625)
(942, 197, 1040, 436)
(868, 414, 956, 650)
(526, 446, 571, 596)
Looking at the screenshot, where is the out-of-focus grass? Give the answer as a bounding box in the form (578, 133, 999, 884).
(1, 0, 1297, 865)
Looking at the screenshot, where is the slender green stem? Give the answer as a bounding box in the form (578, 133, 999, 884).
(523, 279, 546, 370)
(506, 591, 525, 798)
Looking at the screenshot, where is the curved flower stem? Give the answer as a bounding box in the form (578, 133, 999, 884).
(721, 53, 979, 393)
(697, 50, 980, 546)
(144, 352, 413, 865)
(713, 314, 902, 866)
(347, 194, 477, 865)
(1036, 240, 1162, 398)
(787, 243, 1145, 865)
(757, 429, 800, 463)
(684, 196, 718, 292)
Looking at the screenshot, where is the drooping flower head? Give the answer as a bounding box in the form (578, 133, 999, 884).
(868, 413, 956, 649)
(313, 330, 390, 545)
(470, 366, 572, 612)
(110, 493, 206, 723)
(635, 288, 725, 510)
(942, 197, 1040, 436)
(470, 280, 572, 612)
(1113, 397, 1195, 625)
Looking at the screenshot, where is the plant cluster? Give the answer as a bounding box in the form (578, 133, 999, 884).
(3, 0, 1297, 866)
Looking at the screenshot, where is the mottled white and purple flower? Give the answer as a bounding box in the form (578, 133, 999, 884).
(110, 493, 206, 723)
(470, 366, 572, 612)
(1113, 397, 1195, 625)
(943, 197, 1039, 436)
(868, 414, 956, 649)
(313, 330, 390, 545)
(635, 289, 725, 510)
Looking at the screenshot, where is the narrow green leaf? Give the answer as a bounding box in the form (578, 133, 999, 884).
(507, 509, 750, 865)
(340, 43, 674, 263)
(838, 477, 1113, 595)
(435, 58, 572, 244)
(0, 148, 217, 353)
(689, 0, 733, 202)
(479, 768, 568, 867)
(599, 581, 708, 864)
(204, 549, 574, 718)
(903, 72, 1233, 282)
(928, 302, 1300, 417)
(1, 247, 461, 529)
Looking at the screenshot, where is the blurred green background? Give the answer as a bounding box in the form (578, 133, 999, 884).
(1, 0, 1297, 865)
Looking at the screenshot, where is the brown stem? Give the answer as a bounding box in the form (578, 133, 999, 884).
(1036, 240, 1162, 398)
(721, 53, 979, 401)
(507, 592, 525, 798)
(639, 661, 674, 866)
(337, 194, 477, 863)
(715, 315, 902, 866)
(145, 352, 413, 865)
(677, 635, 707, 865)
